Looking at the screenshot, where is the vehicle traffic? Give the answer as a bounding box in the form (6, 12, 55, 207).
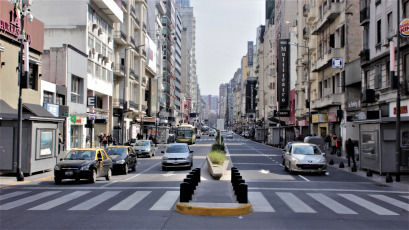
(54, 148, 113, 184)
(105, 146, 137, 174)
(161, 143, 194, 171)
(226, 132, 233, 139)
(209, 129, 215, 136)
(196, 132, 201, 139)
(176, 124, 197, 144)
(133, 140, 155, 157)
(283, 143, 327, 175)
(201, 125, 210, 135)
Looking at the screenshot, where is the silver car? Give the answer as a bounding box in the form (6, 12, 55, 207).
(283, 143, 327, 175)
(161, 143, 193, 171)
(133, 140, 155, 158)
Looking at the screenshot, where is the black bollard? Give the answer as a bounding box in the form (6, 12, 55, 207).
(329, 159, 334, 165)
(237, 183, 248, 203)
(339, 161, 344, 168)
(233, 176, 242, 189)
(180, 182, 191, 202)
(194, 168, 201, 182)
(351, 165, 357, 172)
(232, 172, 240, 185)
(184, 178, 194, 195)
(386, 173, 393, 183)
(234, 179, 245, 195)
(366, 169, 373, 177)
(187, 174, 197, 189)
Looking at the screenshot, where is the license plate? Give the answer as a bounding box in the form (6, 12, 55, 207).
(65, 171, 73, 176)
(173, 162, 179, 164)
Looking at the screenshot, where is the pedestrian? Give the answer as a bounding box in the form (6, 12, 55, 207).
(58, 133, 63, 154)
(325, 135, 331, 151)
(99, 133, 103, 147)
(346, 138, 356, 168)
(86, 134, 90, 147)
(149, 134, 153, 140)
(331, 134, 337, 155)
(102, 134, 107, 149)
(108, 134, 113, 146)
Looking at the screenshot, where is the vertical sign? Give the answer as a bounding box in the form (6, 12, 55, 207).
(245, 79, 257, 113)
(248, 41, 253, 67)
(277, 39, 289, 107)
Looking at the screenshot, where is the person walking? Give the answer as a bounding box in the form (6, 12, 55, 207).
(325, 135, 331, 151)
(331, 134, 337, 155)
(346, 138, 356, 168)
(108, 134, 113, 146)
(102, 134, 108, 149)
(58, 133, 63, 154)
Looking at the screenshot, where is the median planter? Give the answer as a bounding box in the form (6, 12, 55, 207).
(207, 155, 229, 180)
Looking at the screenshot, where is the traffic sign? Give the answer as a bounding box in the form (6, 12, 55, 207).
(332, 58, 343, 68)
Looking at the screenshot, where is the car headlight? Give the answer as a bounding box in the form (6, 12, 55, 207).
(116, 159, 125, 164)
(80, 165, 90, 171)
(318, 159, 326, 164)
(146, 148, 151, 152)
(291, 157, 299, 163)
(163, 157, 169, 160)
(54, 165, 60, 171)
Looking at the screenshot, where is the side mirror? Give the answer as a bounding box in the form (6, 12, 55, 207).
(60, 158, 63, 161)
(161, 151, 164, 154)
(98, 158, 102, 161)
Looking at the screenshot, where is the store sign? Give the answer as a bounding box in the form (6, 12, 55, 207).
(399, 19, 409, 37)
(332, 58, 343, 68)
(346, 98, 361, 111)
(248, 41, 253, 66)
(43, 103, 59, 117)
(277, 39, 289, 107)
(273, 110, 290, 117)
(0, 8, 32, 43)
(87, 96, 96, 106)
(312, 114, 328, 123)
(389, 100, 409, 117)
(328, 112, 338, 122)
(70, 115, 76, 123)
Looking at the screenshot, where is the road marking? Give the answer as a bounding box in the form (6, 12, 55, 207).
(68, 191, 121, 210)
(276, 192, 316, 213)
(101, 162, 161, 187)
(0, 191, 60, 210)
(248, 192, 275, 212)
(259, 169, 270, 174)
(247, 188, 409, 194)
(298, 175, 310, 182)
(369, 194, 409, 211)
(338, 194, 398, 215)
(162, 171, 175, 177)
(401, 195, 409, 199)
(149, 191, 179, 210)
(0, 181, 30, 188)
(307, 193, 357, 214)
(18, 186, 179, 190)
(109, 191, 151, 210)
(29, 191, 90, 210)
(0, 191, 30, 201)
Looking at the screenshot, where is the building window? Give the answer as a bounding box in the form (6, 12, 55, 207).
(43, 91, 54, 104)
(87, 60, 93, 74)
(386, 61, 390, 87)
(340, 25, 345, 47)
(56, 94, 65, 105)
(387, 12, 393, 38)
(364, 70, 370, 89)
(405, 0, 409, 18)
(375, 64, 381, 89)
(88, 34, 94, 49)
(95, 39, 101, 54)
(71, 75, 83, 104)
(377, 20, 382, 45)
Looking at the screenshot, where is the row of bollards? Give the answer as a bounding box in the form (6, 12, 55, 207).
(231, 167, 248, 203)
(180, 168, 201, 202)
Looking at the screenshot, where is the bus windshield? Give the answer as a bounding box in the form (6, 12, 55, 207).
(177, 130, 192, 138)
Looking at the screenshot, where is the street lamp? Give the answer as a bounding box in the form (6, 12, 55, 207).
(121, 44, 145, 144)
(289, 42, 311, 136)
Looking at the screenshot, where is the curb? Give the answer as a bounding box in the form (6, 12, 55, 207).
(175, 202, 252, 216)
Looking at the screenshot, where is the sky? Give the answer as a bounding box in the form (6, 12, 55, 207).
(190, 0, 266, 96)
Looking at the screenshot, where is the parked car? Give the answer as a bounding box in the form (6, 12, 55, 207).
(196, 132, 201, 139)
(54, 148, 112, 184)
(226, 132, 233, 139)
(209, 130, 215, 136)
(105, 146, 137, 174)
(133, 140, 155, 158)
(244, 131, 249, 138)
(282, 141, 302, 164)
(283, 143, 327, 175)
(161, 143, 194, 171)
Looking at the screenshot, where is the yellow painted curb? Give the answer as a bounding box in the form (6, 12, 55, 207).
(0, 181, 30, 188)
(175, 202, 252, 216)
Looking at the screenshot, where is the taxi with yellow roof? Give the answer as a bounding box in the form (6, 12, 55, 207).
(54, 148, 113, 184)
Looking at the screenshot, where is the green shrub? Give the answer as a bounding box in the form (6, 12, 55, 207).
(211, 143, 225, 152)
(208, 150, 226, 165)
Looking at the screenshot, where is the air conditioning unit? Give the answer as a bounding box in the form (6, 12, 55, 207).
(98, 28, 103, 36)
(92, 48, 96, 54)
(382, 38, 389, 47)
(98, 53, 103, 59)
(92, 23, 98, 31)
(108, 37, 112, 43)
(361, 89, 376, 103)
(111, 62, 114, 69)
(103, 56, 109, 62)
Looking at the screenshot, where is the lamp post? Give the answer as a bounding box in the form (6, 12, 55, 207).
(289, 42, 311, 136)
(122, 44, 145, 145)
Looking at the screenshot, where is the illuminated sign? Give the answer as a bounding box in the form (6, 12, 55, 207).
(400, 19, 409, 37)
(0, 8, 32, 43)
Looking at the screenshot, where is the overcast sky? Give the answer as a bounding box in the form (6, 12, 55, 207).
(190, 0, 266, 96)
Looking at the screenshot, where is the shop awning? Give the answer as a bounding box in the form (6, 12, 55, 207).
(0, 100, 64, 122)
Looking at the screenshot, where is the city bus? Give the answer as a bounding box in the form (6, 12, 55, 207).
(201, 125, 209, 135)
(176, 124, 197, 144)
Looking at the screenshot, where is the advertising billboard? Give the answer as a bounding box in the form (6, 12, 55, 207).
(145, 35, 157, 73)
(245, 78, 257, 114)
(277, 39, 290, 107)
(248, 41, 253, 67)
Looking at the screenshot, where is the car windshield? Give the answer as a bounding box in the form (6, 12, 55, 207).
(106, 148, 127, 156)
(292, 145, 322, 155)
(65, 150, 95, 160)
(135, 141, 150, 146)
(166, 145, 188, 153)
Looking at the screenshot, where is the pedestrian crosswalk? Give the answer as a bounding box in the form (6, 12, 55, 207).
(197, 138, 249, 142)
(0, 189, 408, 215)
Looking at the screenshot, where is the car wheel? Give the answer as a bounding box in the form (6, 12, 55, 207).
(152, 151, 155, 157)
(124, 164, 128, 175)
(89, 170, 97, 183)
(105, 168, 112, 181)
(289, 163, 294, 174)
(132, 163, 137, 172)
(54, 176, 62, 184)
(284, 160, 288, 171)
(75, 178, 81, 183)
(188, 162, 192, 170)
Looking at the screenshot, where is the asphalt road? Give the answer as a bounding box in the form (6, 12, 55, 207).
(0, 133, 408, 230)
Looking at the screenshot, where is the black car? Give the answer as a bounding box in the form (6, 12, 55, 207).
(54, 148, 113, 184)
(106, 146, 137, 174)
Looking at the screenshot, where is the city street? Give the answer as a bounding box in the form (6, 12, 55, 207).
(0, 133, 408, 230)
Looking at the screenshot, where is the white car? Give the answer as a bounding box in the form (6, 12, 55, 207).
(161, 143, 194, 171)
(283, 143, 327, 175)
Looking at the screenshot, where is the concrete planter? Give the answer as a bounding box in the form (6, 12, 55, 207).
(206, 155, 229, 180)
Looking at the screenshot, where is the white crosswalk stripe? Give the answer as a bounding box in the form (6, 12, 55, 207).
(0, 191, 30, 201)
(0, 191, 60, 210)
(276, 192, 316, 213)
(109, 191, 151, 211)
(369, 194, 409, 212)
(149, 191, 179, 210)
(307, 193, 357, 214)
(401, 195, 409, 200)
(69, 191, 121, 210)
(29, 191, 90, 210)
(339, 194, 398, 215)
(248, 192, 275, 212)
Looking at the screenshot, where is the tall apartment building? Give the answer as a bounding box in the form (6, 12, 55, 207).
(30, 0, 123, 148)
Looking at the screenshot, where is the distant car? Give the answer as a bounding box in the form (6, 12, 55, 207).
(196, 132, 201, 139)
(161, 143, 194, 171)
(226, 132, 233, 139)
(244, 131, 249, 138)
(283, 143, 327, 175)
(133, 140, 155, 158)
(106, 146, 137, 174)
(54, 148, 112, 184)
(209, 130, 215, 136)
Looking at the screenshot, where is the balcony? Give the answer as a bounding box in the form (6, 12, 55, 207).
(307, 5, 318, 23)
(113, 64, 125, 77)
(113, 98, 124, 108)
(142, 77, 147, 85)
(360, 7, 370, 26)
(156, 0, 166, 15)
(143, 23, 147, 31)
(312, 92, 343, 109)
(114, 30, 127, 46)
(312, 47, 342, 72)
(311, 2, 341, 34)
(121, 0, 128, 12)
(303, 26, 309, 40)
(141, 104, 146, 112)
(130, 37, 137, 47)
(130, 5, 136, 18)
(303, 4, 309, 17)
(129, 101, 139, 111)
(308, 35, 317, 52)
(359, 49, 370, 65)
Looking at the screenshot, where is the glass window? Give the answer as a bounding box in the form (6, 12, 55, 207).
(43, 91, 54, 104)
(387, 12, 393, 38)
(95, 39, 101, 53)
(71, 75, 83, 104)
(88, 34, 94, 49)
(28, 62, 38, 90)
(95, 64, 100, 79)
(361, 131, 376, 155)
(102, 44, 106, 56)
(377, 20, 382, 45)
(56, 94, 65, 105)
(87, 60, 93, 74)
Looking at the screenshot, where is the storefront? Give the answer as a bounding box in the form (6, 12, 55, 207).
(312, 114, 328, 137)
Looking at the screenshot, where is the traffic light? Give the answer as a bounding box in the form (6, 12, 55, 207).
(85, 119, 94, 128)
